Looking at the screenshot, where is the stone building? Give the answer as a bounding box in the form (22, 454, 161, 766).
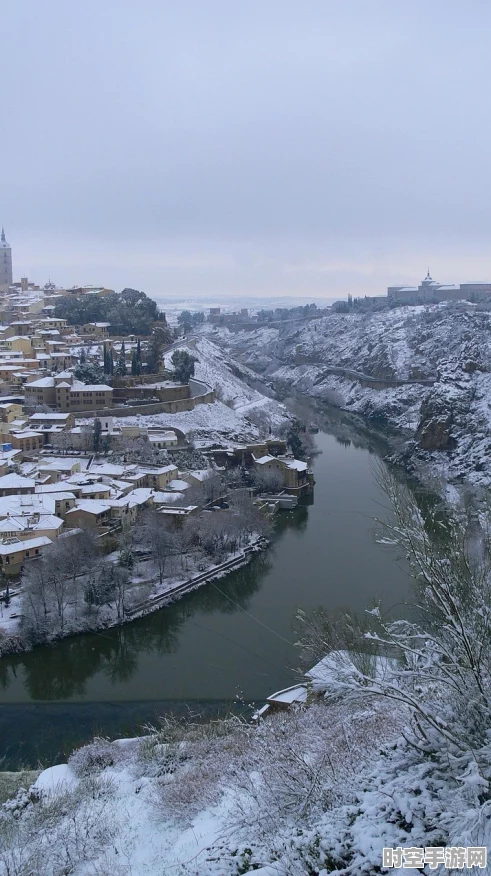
(55, 380, 113, 412)
(24, 375, 113, 411)
(252, 454, 313, 493)
(0, 228, 13, 290)
(388, 271, 491, 304)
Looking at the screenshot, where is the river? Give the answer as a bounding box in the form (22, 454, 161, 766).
(0, 408, 412, 769)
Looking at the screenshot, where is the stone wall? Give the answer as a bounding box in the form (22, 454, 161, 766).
(111, 372, 173, 387)
(70, 382, 216, 419)
(112, 383, 190, 403)
(311, 364, 437, 390)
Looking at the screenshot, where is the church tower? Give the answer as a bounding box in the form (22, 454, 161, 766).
(0, 228, 12, 290)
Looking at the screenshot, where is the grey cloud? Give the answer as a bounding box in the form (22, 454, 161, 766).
(3, 0, 491, 297)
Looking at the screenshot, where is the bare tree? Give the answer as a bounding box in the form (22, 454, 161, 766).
(297, 465, 491, 762)
(79, 424, 94, 452)
(196, 512, 226, 561)
(252, 468, 284, 493)
(21, 559, 52, 641)
(203, 470, 224, 504)
(51, 430, 73, 455)
(46, 562, 72, 632)
(171, 518, 197, 571)
(113, 565, 130, 620)
(229, 489, 272, 545)
(50, 530, 99, 618)
(137, 509, 175, 585)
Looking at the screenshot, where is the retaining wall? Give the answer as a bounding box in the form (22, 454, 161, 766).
(70, 381, 216, 419)
(312, 364, 437, 390)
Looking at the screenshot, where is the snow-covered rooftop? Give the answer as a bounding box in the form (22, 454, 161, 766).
(0, 473, 35, 488)
(284, 458, 308, 472)
(0, 535, 52, 554)
(66, 500, 111, 515)
(0, 514, 63, 533)
(30, 412, 72, 421)
(167, 479, 191, 491)
(25, 376, 55, 388)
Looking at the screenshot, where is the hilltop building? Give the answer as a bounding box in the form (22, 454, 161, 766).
(388, 271, 491, 304)
(0, 228, 13, 291)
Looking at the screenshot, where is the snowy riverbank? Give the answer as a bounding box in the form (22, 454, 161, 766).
(0, 697, 406, 876)
(0, 536, 268, 658)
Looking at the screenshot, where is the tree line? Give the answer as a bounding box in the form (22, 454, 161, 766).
(16, 488, 271, 647)
(54, 288, 165, 335)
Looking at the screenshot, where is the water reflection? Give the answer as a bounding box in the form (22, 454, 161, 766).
(0, 415, 417, 768)
(0, 548, 283, 700)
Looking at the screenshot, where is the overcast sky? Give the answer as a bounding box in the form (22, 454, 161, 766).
(3, 0, 491, 301)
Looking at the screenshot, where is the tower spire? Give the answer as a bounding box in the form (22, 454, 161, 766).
(1, 228, 5, 243)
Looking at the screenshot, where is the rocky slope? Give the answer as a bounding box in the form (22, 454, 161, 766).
(206, 303, 491, 492)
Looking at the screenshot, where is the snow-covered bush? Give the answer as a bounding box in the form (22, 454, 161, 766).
(68, 737, 117, 777)
(0, 774, 116, 876)
(293, 467, 491, 870)
(139, 714, 252, 816)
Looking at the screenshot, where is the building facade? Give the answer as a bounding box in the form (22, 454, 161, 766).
(388, 271, 491, 304)
(0, 228, 13, 290)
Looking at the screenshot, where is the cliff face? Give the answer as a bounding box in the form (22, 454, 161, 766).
(207, 302, 491, 489)
(415, 394, 456, 451)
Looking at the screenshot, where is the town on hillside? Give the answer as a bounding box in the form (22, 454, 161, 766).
(0, 230, 313, 647)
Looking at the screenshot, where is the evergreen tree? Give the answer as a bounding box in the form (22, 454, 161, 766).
(171, 350, 197, 383)
(287, 424, 304, 459)
(80, 348, 86, 364)
(146, 325, 172, 373)
(93, 418, 102, 453)
(178, 310, 193, 334)
(115, 341, 127, 376)
(131, 351, 138, 376)
(74, 363, 105, 385)
(109, 349, 114, 375)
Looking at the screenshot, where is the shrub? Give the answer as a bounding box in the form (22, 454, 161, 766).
(68, 738, 116, 777)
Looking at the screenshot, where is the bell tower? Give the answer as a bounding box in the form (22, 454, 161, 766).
(0, 228, 13, 290)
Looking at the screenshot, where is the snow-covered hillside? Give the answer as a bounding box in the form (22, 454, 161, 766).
(0, 698, 405, 876)
(116, 336, 290, 448)
(210, 304, 491, 489)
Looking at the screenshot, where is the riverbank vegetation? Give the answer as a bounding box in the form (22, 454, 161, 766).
(0, 492, 271, 657)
